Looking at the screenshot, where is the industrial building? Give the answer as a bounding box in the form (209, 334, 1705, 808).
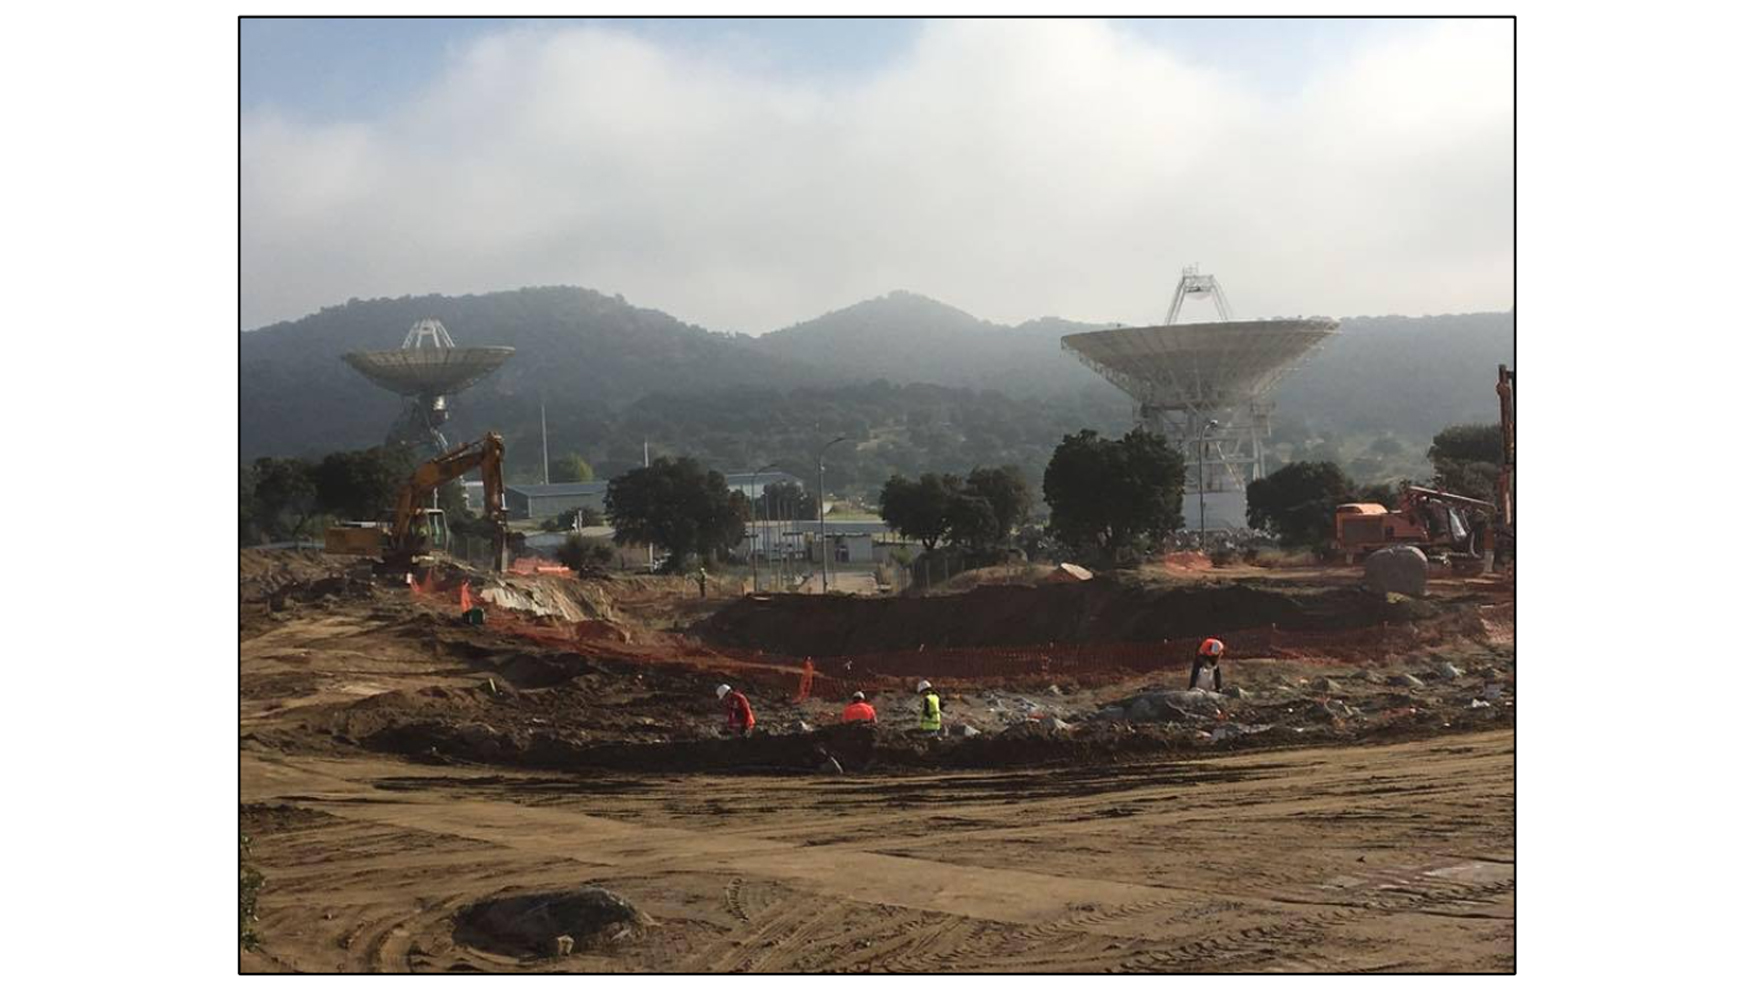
(504, 469, 806, 524)
(724, 470, 806, 503)
(505, 482, 609, 521)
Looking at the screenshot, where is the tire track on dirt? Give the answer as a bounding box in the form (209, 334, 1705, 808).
(781, 906, 939, 971)
(684, 885, 814, 972)
(1110, 876, 1515, 972)
(744, 902, 860, 972)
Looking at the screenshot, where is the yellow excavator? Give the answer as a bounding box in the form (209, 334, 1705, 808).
(325, 433, 508, 573)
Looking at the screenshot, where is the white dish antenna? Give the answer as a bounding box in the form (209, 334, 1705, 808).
(1061, 270, 1339, 501)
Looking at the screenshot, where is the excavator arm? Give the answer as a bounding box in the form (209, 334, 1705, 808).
(387, 433, 508, 570)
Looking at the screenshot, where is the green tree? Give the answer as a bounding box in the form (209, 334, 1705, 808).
(248, 456, 317, 541)
(757, 480, 818, 521)
(943, 490, 1000, 551)
(556, 532, 615, 572)
(1428, 423, 1502, 466)
(1358, 481, 1402, 507)
(605, 457, 749, 571)
(1427, 423, 1502, 502)
(549, 452, 595, 484)
(1245, 461, 1356, 548)
(1042, 429, 1185, 565)
(878, 473, 961, 552)
(312, 446, 413, 521)
(239, 465, 260, 544)
(965, 465, 1032, 543)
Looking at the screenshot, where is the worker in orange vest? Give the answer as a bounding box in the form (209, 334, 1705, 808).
(1188, 637, 1225, 692)
(841, 691, 877, 724)
(716, 683, 756, 737)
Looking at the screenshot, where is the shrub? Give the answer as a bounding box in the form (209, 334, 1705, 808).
(240, 833, 264, 951)
(556, 533, 615, 573)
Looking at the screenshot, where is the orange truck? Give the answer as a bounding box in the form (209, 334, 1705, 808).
(1334, 485, 1496, 561)
(1336, 365, 1514, 569)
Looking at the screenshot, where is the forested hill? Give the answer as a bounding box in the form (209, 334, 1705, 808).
(755, 290, 1112, 396)
(241, 285, 1512, 491)
(1274, 312, 1515, 443)
(239, 286, 826, 460)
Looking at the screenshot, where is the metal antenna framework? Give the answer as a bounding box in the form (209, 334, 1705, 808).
(401, 318, 459, 350)
(1166, 266, 1233, 324)
(1062, 271, 1338, 510)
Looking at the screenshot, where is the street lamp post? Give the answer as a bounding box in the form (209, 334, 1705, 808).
(780, 493, 791, 591)
(816, 437, 847, 594)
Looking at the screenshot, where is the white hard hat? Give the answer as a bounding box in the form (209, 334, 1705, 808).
(852, 691, 866, 701)
(916, 680, 932, 693)
(716, 684, 732, 699)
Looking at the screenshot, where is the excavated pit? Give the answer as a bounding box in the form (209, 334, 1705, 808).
(242, 551, 1513, 779)
(696, 577, 1438, 658)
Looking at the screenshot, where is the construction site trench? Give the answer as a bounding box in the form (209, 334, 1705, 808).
(241, 552, 1514, 972)
(243, 554, 1513, 778)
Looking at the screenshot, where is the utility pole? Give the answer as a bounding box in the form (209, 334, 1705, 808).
(818, 461, 829, 593)
(748, 512, 758, 595)
(816, 437, 847, 593)
(541, 401, 550, 485)
(644, 440, 653, 571)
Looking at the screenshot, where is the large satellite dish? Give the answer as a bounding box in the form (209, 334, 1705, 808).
(1061, 269, 1339, 530)
(343, 319, 514, 397)
(1060, 317, 1338, 411)
(342, 319, 514, 452)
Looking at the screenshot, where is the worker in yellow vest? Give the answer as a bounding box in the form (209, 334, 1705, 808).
(917, 680, 942, 737)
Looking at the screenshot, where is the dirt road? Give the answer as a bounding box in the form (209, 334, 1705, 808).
(241, 728, 1512, 973)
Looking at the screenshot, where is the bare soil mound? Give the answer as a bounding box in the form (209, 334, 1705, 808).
(252, 635, 813, 760)
(240, 549, 364, 604)
(240, 802, 342, 835)
(454, 887, 650, 957)
(698, 577, 1429, 657)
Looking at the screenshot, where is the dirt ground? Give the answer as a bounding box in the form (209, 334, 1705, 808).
(240, 553, 1513, 973)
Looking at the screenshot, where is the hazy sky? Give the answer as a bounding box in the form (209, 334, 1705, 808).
(241, 17, 1512, 333)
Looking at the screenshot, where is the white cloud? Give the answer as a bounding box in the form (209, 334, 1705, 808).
(241, 18, 1512, 332)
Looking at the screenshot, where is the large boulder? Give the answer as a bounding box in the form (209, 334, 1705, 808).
(1124, 698, 1160, 722)
(1157, 689, 1224, 715)
(1364, 544, 1429, 597)
(1117, 694, 1193, 723)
